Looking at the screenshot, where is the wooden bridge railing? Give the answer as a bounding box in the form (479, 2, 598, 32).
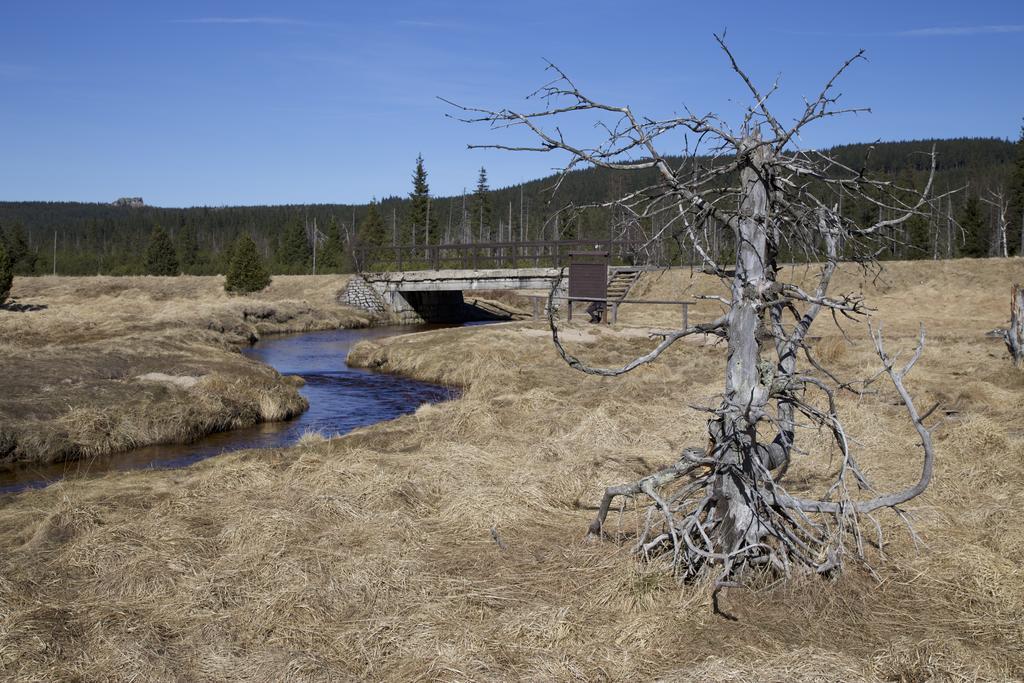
(353, 239, 649, 272)
(526, 295, 695, 328)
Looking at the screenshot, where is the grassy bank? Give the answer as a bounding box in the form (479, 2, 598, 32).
(0, 275, 370, 466)
(0, 259, 1022, 680)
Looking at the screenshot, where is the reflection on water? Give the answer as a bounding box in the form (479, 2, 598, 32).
(1, 325, 457, 494)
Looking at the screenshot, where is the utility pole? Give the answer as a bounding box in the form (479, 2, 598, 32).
(461, 191, 468, 243)
(53, 231, 57, 276)
(447, 197, 454, 244)
(523, 198, 529, 242)
(519, 185, 524, 243)
(312, 217, 317, 275)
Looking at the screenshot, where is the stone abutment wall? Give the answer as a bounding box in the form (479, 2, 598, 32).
(339, 276, 387, 315)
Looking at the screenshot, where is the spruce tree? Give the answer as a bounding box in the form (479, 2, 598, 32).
(560, 212, 578, 241)
(225, 235, 271, 293)
(144, 225, 180, 275)
(406, 155, 438, 247)
(277, 216, 312, 273)
(0, 239, 12, 306)
(904, 214, 930, 259)
(470, 167, 493, 242)
(358, 201, 388, 269)
(219, 235, 238, 275)
(177, 223, 199, 273)
(317, 216, 346, 273)
(894, 168, 929, 259)
(958, 196, 987, 257)
(3, 224, 37, 275)
(1009, 122, 1024, 255)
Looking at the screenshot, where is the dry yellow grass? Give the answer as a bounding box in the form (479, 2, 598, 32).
(0, 259, 1022, 680)
(1, 273, 361, 346)
(0, 275, 369, 465)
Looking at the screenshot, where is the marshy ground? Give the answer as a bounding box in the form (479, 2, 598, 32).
(0, 275, 368, 466)
(1, 260, 1022, 681)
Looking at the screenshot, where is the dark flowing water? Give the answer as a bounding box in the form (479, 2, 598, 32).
(0, 325, 457, 494)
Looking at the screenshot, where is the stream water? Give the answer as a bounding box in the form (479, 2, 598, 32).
(0, 325, 457, 494)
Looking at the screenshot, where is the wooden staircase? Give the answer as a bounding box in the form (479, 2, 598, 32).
(606, 268, 641, 303)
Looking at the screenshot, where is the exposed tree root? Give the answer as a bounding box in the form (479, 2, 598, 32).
(587, 326, 936, 599)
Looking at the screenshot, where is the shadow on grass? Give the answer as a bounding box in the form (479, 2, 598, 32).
(1, 300, 48, 312)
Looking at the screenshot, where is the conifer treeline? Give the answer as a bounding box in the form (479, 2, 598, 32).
(0, 136, 1022, 276)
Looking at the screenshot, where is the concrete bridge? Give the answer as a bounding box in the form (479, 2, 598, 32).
(340, 267, 566, 323)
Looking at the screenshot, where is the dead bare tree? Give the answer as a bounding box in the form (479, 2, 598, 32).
(981, 187, 1010, 258)
(1005, 284, 1024, 366)
(448, 36, 949, 601)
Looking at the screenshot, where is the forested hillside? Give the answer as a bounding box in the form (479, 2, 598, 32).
(1, 136, 1021, 276)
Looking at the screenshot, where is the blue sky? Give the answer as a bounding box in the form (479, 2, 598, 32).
(1, 1, 1021, 207)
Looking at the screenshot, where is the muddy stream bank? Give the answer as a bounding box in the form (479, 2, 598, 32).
(0, 325, 458, 494)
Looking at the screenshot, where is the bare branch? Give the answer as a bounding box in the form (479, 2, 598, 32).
(546, 271, 726, 377)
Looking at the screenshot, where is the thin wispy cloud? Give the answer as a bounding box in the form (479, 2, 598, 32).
(893, 24, 1024, 37)
(174, 17, 309, 26)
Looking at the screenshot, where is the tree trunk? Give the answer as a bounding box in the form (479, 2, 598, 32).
(1006, 284, 1024, 367)
(713, 135, 775, 555)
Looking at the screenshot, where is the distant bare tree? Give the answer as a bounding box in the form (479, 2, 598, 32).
(449, 35, 953, 606)
(982, 187, 1010, 258)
